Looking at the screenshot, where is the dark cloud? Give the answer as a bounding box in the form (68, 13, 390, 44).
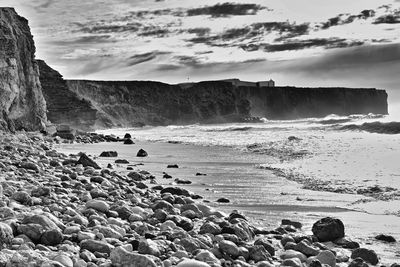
(186, 22, 310, 48)
(320, 9, 376, 29)
(241, 38, 364, 52)
(374, 14, 400, 24)
(186, 3, 267, 17)
(127, 51, 170, 66)
(80, 23, 141, 34)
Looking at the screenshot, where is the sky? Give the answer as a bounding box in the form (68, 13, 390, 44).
(2, 0, 400, 114)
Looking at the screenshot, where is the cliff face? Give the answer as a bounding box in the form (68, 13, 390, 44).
(66, 80, 251, 128)
(37, 60, 97, 131)
(66, 80, 388, 129)
(0, 8, 46, 131)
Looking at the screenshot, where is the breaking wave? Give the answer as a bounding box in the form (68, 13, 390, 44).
(340, 121, 400, 134)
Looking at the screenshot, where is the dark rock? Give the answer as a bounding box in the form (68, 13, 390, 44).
(124, 133, 132, 139)
(163, 173, 172, 179)
(217, 198, 230, 203)
(175, 178, 192, 184)
(167, 164, 179, 168)
(80, 239, 114, 255)
(282, 219, 302, 229)
(349, 258, 370, 267)
(196, 172, 207, 176)
(254, 238, 275, 256)
(123, 138, 134, 145)
(40, 228, 63, 246)
(100, 151, 118, 157)
(249, 245, 271, 262)
(351, 248, 379, 265)
(375, 234, 396, 243)
(137, 149, 148, 157)
(312, 217, 345, 242)
(115, 159, 129, 164)
(77, 154, 101, 169)
(160, 187, 190, 196)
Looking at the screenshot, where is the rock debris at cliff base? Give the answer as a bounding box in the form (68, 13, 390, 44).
(0, 131, 398, 267)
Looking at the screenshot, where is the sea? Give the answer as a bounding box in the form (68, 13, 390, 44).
(58, 113, 400, 262)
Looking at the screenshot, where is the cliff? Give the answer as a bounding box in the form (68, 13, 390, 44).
(66, 80, 388, 129)
(0, 8, 46, 131)
(37, 60, 97, 131)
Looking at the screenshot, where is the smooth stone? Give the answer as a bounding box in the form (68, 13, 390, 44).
(110, 246, 161, 267)
(86, 200, 110, 213)
(195, 250, 220, 265)
(249, 245, 271, 262)
(280, 250, 307, 262)
(52, 253, 73, 267)
(312, 217, 345, 242)
(281, 258, 302, 267)
(80, 240, 114, 255)
(294, 240, 319, 256)
(177, 259, 211, 267)
(316, 250, 336, 267)
(351, 248, 379, 265)
(100, 151, 118, 157)
(40, 228, 63, 246)
(0, 222, 13, 247)
(219, 240, 240, 257)
(136, 149, 148, 157)
(375, 234, 396, 243)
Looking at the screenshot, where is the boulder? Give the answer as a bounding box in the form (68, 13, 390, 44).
(160, 187, 190, 196)
(167, 164, 179, 168)
(137, 149, 148, 157)
(77, 154, 101, 169)
(124, 133, 132, 139)
(115, 159, 129, 164)
(80, 239, 114, 255)
(217, 198, 230, 203)
(0, 223, 13, 247)
(219, 240, 240, 257)
(375, 234, 396, 243)
(316, 250, 336, 267)
(86, 199, 110, 213)
(100, 151, 118, 157)
(249, 245, 271, 262)
(348, 258, 369, 267)
(351, 248, 379, 265)
(110, 246, 161, 267)
(124, 138, 134, 145)
(312, 217, 345, 242)
(40, 228, 63, 246)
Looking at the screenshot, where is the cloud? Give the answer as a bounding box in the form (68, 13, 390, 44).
(374, 14, 400, 24)
(320, 9, 376, 29)
(126, 51, 170, 66)
(50, 35, 115, 45)
(241, 38, 364, 52)
(186, 2, 267, 17)
(79, 22, 142, 34)
(186, 22, 310, 48)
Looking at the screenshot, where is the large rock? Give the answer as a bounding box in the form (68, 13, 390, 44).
(77, 154, 101, 169)
(0, 222, 13, 247)
(137, 149, 148, 157)
(312, 217, 345, 242)
(86, 199, 110, 213)
(351, 248, 379, 265)
(100, 151, 118, 157)
(80, 239, 114, 255)
(110, 246, 161, 267)
(0, 8, 47, 131)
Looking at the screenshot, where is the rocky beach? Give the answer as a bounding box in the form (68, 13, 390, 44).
(1, 3, 400, 267)
(0, 131, 398, 267)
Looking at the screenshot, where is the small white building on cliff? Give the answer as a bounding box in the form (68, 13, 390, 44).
(257, 79, 275, 87)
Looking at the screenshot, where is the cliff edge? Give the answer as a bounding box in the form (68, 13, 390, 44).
(37, 60, 97, 131)
(0, 8, 46, 131)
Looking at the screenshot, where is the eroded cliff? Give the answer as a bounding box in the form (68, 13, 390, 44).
(37, 60, 97, 131)
(66, 80, 388, 129)
(0, 8, 46, 131)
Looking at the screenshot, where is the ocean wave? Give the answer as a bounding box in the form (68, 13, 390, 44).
(203, 126, 255, 132)
(246, 139, 310, 161)
(340, 121, 400, 134)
